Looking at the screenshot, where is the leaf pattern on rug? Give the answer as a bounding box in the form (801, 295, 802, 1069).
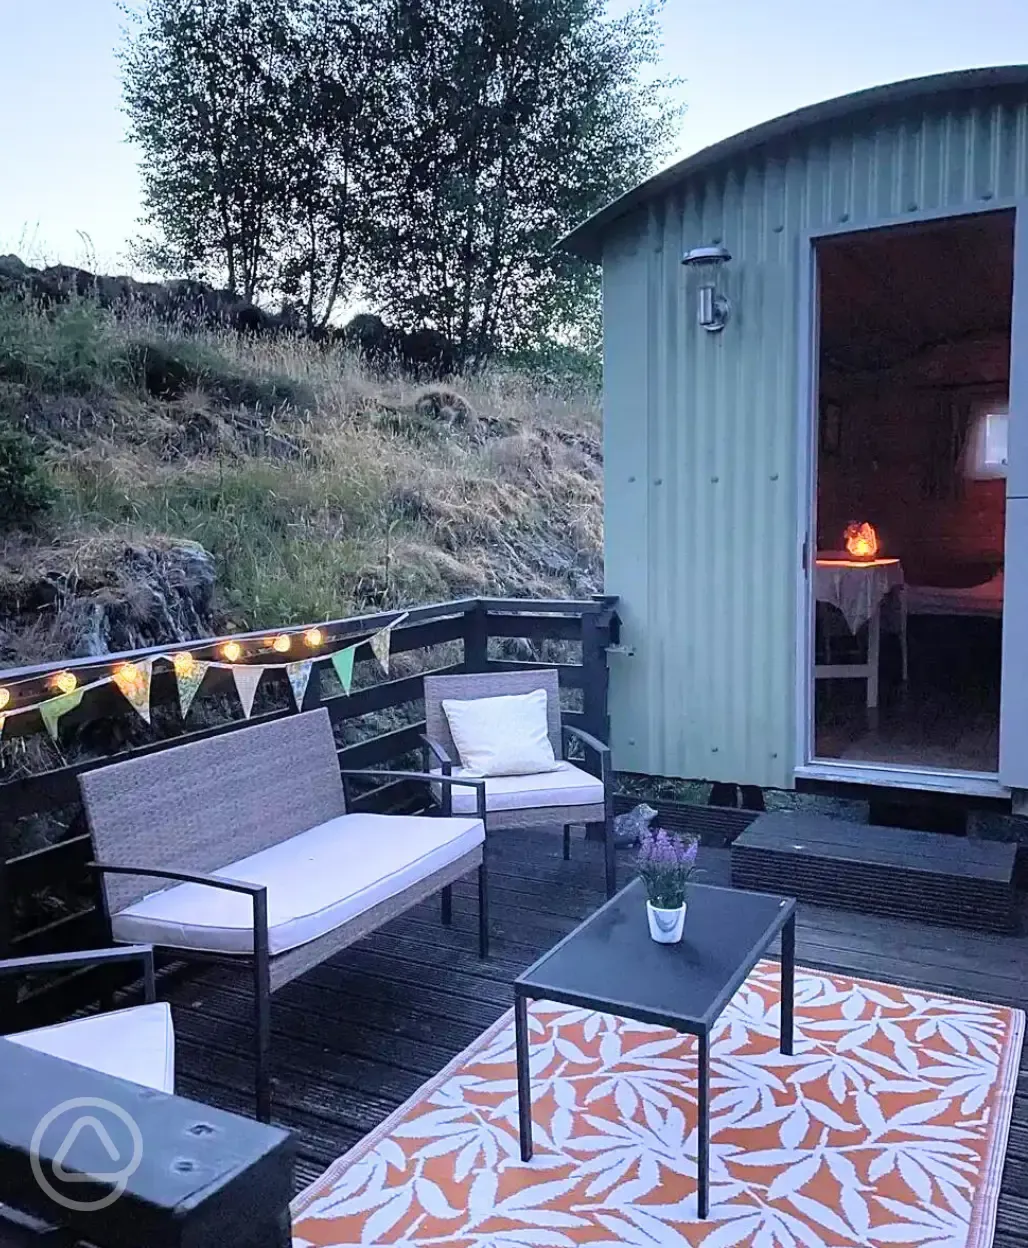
(292, 961, 1023, 1247)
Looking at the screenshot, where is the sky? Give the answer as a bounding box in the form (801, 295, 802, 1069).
(1, 0, 1027, 275)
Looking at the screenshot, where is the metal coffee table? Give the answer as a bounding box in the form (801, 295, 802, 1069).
(514, 879, 796, 1219)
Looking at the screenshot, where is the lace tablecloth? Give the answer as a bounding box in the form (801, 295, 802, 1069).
(814, 557, 904, 633)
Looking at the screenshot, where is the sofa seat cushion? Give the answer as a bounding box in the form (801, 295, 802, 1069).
(433, 762, 604, 814)
(110, 812, 484, 957)
(8, 1002, 174, 1093)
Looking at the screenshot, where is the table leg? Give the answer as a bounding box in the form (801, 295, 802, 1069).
(515, 991, 533, 1162)
(781, 914, 795, 1057)
(899, 584, 909, 685)
(867, 606, 881, 711)
(697, 1029, 710, 1219)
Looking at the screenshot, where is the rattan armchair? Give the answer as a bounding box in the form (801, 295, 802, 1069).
(423, 669, 616, 898)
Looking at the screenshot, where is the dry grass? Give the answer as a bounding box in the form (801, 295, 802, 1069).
(0, 298, 602, 657)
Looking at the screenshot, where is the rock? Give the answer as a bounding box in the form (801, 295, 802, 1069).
(0, 538, 217, 664)
(613, 802, 658, 848)
(337, 313, 404, 368)
(403, 327, 458, 378)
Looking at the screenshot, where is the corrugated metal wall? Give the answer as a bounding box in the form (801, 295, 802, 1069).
(603, 96, 1028, 788)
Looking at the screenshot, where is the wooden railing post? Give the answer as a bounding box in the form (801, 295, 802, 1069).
(581, 603, 615, 745)
(462, 601, 489, 673)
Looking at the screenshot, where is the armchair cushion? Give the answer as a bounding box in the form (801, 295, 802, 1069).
(441, 689, 561, 777)
(7, 1002, 174, 1093)
(110, 812, 484, 957)
(431, 762, 604, 814)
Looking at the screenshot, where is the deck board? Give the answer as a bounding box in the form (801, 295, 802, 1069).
(161, 826, 1028, 1236)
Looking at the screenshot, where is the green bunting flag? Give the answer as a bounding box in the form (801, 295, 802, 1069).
(175, 660, 209, 720)
(286, 659, 314, 709)
(330, 645, 356, 695)
(40, 689, 84, 741)
(232, 665, 264, 719)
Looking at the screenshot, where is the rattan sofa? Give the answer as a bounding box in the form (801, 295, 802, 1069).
(78, 708, 487, 1121)
(422, 669, 616, 898)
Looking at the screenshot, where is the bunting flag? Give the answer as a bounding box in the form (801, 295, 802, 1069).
(176, 660, 210, 720)
(330, 645, 356, 695)
(231, 665, 264, 719)
(286, 659, 314, 709)
(112, 659, 154, 724)
(40, 690, 84, 741)
(369, 613, 408, 675)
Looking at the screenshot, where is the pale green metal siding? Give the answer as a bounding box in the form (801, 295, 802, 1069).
(604, 96, 1028, 788)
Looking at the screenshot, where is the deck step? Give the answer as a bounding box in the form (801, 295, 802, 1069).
(731, 813, 1018, 935)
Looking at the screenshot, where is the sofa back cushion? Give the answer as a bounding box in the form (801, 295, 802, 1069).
(80, 708, 345, 913)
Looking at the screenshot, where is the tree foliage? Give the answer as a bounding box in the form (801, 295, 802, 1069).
(122, 0, 681, 353)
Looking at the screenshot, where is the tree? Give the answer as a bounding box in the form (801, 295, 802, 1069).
(273, 0, 394, 329)
(122, 0, 391, 328)
(121, 0, 296, 302)
(365, 0, 681, 362)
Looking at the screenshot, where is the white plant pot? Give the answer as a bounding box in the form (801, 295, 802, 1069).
(646, 900, 686, 944)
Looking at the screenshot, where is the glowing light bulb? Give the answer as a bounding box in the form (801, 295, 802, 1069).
(0, 688, 9, 710)
(114, 662, 144, 697)
(53, 671, 78, 695)
(222, 641, 243, 663)
(172, 651, 196, 677)
(304, 628, 324, 648)
(273, 634, 291, 654)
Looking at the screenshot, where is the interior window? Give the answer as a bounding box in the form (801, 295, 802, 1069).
(965, 404, 1009, 479)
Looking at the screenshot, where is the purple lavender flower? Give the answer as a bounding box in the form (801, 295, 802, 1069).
(637, 828, 700, 908)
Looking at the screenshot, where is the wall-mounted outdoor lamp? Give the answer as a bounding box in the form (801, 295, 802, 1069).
(682, 245, 732, 332)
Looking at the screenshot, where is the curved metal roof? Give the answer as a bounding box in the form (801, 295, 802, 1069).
(561, 65, 1028, 261)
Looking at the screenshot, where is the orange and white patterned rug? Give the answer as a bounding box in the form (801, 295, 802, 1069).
(291, 962, 1024, 1248)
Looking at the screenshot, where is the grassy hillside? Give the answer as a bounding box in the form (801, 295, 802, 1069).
(0, 298, 602, 666)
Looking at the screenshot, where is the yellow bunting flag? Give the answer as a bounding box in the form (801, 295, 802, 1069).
(232, 665, 264, 719)
(286, 659, 314, 709)
(330, 645, 356, 695)
(369, 613, 407, 675)
(40, 689, 84, 741)
(112, 659, 154, 724)
(175, 660, 210, 720)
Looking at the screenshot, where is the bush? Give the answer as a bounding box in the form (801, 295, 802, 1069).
(0, 426, 55, 529)
(125, 337, 317, 412)
(0, 298, 128, 393)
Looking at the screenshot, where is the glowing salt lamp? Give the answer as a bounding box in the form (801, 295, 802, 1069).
(844, 521, 879, 561)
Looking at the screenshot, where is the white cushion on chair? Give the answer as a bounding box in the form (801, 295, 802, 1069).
(110, 812, 484, 957)
(8, 1002, 175, 1093)
(441, 689, 561, 776)
(433, 762, 604, 814)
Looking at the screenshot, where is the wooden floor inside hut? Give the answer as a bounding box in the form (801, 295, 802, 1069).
(161, 825, 1028, 1246)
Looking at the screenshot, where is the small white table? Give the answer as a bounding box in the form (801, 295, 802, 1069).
(814, 556, 908, 709)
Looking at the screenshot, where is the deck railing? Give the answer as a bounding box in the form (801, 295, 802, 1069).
(0, 595, 618, 1022)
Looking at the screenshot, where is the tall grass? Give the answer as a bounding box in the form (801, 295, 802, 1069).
(0, 297, 602, 650)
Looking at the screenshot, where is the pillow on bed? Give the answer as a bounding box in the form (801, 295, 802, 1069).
(442, 689, 561, 777)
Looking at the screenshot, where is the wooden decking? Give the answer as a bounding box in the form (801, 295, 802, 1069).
(163, 826, 1028, 1245)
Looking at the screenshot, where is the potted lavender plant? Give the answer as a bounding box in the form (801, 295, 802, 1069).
(637, 828, 700, 944)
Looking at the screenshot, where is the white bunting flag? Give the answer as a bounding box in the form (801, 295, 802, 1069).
(232, 665, 264, 719)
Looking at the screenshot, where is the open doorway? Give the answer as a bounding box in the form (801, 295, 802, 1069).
(811, 211, 1013, 774)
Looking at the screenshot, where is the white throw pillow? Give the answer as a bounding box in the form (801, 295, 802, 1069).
(442, 689, 561, 777)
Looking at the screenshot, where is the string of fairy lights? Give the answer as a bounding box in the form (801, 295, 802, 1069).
(0, 615, 405, 726)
